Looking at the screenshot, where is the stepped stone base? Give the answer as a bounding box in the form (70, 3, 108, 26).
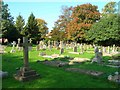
(14, 67, 39, 82)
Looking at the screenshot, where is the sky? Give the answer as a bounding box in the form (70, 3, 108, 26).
(4, 0, 119, 32)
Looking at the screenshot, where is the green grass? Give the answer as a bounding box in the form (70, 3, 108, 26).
(2, 46, 119, 88)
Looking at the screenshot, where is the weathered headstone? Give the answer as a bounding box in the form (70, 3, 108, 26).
(39, 41, 44, 50)
(17, 38, 22, 51)
(112, 44, 116, 53)
(102, 47, 107, 54)
(0, 45, 6, 54)
(107, 46, 110, 54)
(59, 41, 64, 54)
(48, 40, 52, 50)
(80, 44, 84, 54)
(91, 46, 102, 64)
(14, 37, 39, 81)
(10, 41, 16, 53)
(73, 42, 77, 52)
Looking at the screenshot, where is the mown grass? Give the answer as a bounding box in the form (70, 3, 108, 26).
(2, 46, 119, 88)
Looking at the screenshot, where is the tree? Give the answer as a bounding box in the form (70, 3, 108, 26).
(22, 13, 39, 43)
(36, 18, 48, 40)
(102, 1, 117, 14)
(66, 3, 100, 42)
(86, 2, 119, 46)
(0, 2, 19, 42)
(50, 6, 72, 41)
(15, 15, 25, 37)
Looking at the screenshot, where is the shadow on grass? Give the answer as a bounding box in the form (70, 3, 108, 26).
(2, 53, 119, 88)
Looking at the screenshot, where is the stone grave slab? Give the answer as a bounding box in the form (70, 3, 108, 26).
(68, 52, 80, 54)
(69, 58, 90, 65)
(106, 60, 120, 68)
(42, 60, 69, 67)
(65, 68, 103, 77)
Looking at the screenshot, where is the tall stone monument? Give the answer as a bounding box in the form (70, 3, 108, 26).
(14, 37, 39, 81)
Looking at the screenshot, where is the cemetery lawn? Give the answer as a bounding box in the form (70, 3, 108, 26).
(2, 46, 119, 88)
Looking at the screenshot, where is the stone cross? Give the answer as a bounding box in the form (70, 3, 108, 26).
(10, 41, 16, 53)
(23, 37, 29, 67)
(29, 38, 32, 44)
(14, 37, 39, 81)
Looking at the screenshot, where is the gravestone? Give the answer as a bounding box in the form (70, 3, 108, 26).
(16, 38, 20, 49)
(112, 44, 115, 53)
(60, 48, 64, 54)
(59, 41, 64, 54)
(73, 42, 77, 52)
(102, 47, 106, 54)
(107, 46, 110, 54)
(53, 41, 57, 48)
(10, 41, 16, 53)
(14, 37, 39, 82)
(73, 46, 77, 52)
(0, 45, 6, 54)
(39, 41, 44, 50)
(80, 44, 84, 54)
(36, 45, 39, 51)
(91, 46, 102, 64)
(17, 38, 22, 51)
(48, 40, 52, 50)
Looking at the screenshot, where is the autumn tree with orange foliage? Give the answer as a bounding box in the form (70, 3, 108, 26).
(36, 18, 48, 40)
(66, 3, 100, 42)
(50, 6, 73, 41)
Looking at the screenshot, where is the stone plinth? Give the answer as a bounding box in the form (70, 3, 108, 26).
(14, 67, 39, 82)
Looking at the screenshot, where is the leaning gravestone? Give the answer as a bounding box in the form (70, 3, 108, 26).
(91, 46, 102, 64)
(10, 41, 16, 53)
(14, 37, 39, 81)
